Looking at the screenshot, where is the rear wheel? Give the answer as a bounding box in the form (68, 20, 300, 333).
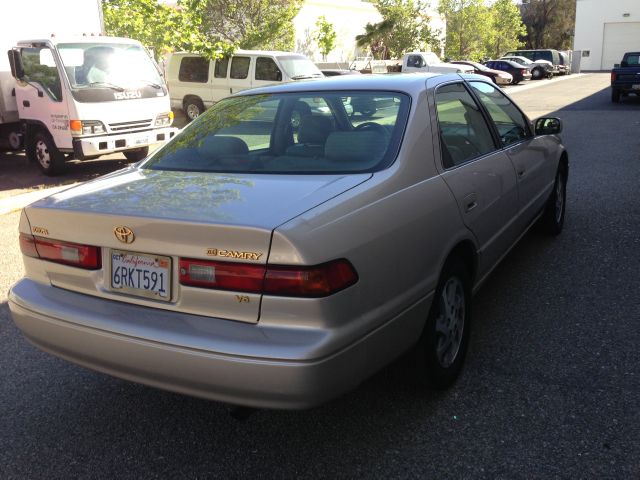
(124, 147, 149, 162)
(531, 67, 543, 80)
(611, 89, 621, 103)
(8, 129, 22, 150)
(27, 129, 64, 176)
(184, 97, 205, 121)
(417, 258, 471, 389)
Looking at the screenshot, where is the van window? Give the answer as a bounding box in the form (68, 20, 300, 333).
(178, 57, 209, 83)
(255, 57, 282, 81)
(230, 57, 250, 79)
(214, 57, 229, 78)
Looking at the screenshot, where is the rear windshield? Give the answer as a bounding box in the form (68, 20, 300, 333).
(143, 91, 410, 174)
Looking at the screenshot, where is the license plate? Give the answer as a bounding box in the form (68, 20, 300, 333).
(135, 136, 149, 145)
(633, 85, 640, 90)
(111, 250, 171, 300)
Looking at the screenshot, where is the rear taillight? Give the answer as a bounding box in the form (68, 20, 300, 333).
(179, 258, 358, 297)
(179, 258, 265, 293)
(611, 72, 617, 83)
(264, 260, 358, 297)
(20, 234, 101, 269)
(521, 69, 527, 74)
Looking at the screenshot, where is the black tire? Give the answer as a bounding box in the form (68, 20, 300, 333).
(26, 129, 64, 176)
(417, 258, 472, 389)
(611, 89, 621, 103)
(531, 67, 543, 80)
(183, 97, 205, 121)
(540, 164, 567, 235)
(124, 147, 149, 162)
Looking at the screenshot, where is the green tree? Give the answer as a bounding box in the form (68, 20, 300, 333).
(520, 0, 575, 50)
(314, 16, 337, 61)
(486, 0, 526, 58)
(356, 0, 439, 59)
(184, 0, 304, 51)
(439, 0, 492, 60)
(102, 0, 231, 59)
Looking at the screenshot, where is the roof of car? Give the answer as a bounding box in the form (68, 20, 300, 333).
(234, 73, 453, 96)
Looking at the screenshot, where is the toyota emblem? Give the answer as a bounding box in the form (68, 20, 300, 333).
(114, 226, 135, 244)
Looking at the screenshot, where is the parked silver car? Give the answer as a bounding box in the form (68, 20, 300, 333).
(9, 73, 568, 409)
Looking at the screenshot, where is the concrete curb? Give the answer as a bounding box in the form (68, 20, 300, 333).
(0, 185, 74, 216)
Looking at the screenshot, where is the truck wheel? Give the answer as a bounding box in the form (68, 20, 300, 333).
(611, 89, 621, 103)
(27, 130, 64, 176)
(124, 147, 149, 162)
(184, 97, 205, 121)
(8, 130, 22, 150)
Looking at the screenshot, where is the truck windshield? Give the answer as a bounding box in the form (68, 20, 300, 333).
(278, 56, 323, 80)
(58, 42, 163, 95)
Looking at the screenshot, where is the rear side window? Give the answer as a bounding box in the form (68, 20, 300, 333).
(178, 57, 209, 83)
(230, 57, 250, 79)
(435, 83, 496, 168)
(143, 91, 410, 174)
(627, 54, 640, 65)
(255, 57, 282, 81)
(214, 57, 228, 78)
(469, 81, 531, 147)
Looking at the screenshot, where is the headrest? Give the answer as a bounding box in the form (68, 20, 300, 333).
(298, 116, 333, 145)
(324, 131, 388, 164)
(199, 136, 249, 157)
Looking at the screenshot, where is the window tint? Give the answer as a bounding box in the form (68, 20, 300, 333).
(214, 57, 229, 78)
(178, 57, 209, 83)
(230, 57, 250, 79)
(470, 81, 531, 147)
(435, 83, 496, 168)
(22, 47, 62, 101)
(255, 57, 282, 81)
(407, 55, 424, 68)
(143, 91, 410, 174)
(627, 54, 640, 65)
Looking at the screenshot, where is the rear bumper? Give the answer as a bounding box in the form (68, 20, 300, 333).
(72, 127, 178, 159)
(8, 278, 427, 409)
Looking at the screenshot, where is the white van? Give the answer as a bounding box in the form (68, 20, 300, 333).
(167, 50, 323, 120)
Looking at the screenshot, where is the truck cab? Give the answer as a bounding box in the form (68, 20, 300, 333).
(7, 36, 177, 174)
(401, 52, 474, 74)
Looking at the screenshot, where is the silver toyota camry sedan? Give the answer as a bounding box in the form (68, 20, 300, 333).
(9, 73, 568, 409)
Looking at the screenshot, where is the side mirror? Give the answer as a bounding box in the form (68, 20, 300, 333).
(276, 70, 282, 82)
(7, 49, 25, 80)
(614, 63, 621, 69)
(535, 117, 562, 135)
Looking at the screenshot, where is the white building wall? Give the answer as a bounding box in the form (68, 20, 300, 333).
(574, 0, 640, 70)
(294, 0, 445, 63)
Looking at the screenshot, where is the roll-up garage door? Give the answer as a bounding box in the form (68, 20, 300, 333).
(602, 22, 640, 70)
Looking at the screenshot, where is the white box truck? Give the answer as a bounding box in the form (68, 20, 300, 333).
(1, 0, 177, 175)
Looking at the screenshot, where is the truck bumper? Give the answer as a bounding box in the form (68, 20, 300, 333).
(72, 127, 178, 159)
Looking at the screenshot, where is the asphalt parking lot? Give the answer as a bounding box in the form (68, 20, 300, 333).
(1, 73, 639, 478)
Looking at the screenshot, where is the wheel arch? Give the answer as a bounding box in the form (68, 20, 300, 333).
(442, 239, 478, 287)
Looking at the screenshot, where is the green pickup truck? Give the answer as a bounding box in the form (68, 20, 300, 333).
(611, 52, 640, 103)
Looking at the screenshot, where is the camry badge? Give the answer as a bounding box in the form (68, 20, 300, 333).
(114, 226, 135, 244)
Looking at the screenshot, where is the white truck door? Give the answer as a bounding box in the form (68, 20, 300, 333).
(211, 56, 230, 102)
(15, 46, 71, 149)
(228, 56, 252, 95)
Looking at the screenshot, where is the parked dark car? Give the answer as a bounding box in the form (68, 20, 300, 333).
(450, 61, 513, 85)
(610, 52, 640, 103)
(503, 49, 564, 76)
(484, 60, 532, 84)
